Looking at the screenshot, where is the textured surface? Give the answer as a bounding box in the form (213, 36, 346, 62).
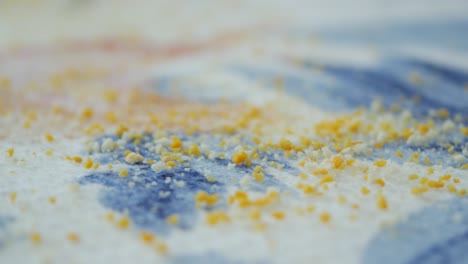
(1, 1, 468, 264)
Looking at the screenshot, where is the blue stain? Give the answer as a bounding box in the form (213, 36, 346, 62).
(170, 251, 270, 264)
(79, 133, 295, 234)
(315, 19, 468, 52)
(80, 167, 224, 235)
(362, 198, 468, 264)
(0, 215, 14, 250)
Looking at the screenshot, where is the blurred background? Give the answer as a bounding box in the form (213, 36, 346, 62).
(1, 0, 468, 48)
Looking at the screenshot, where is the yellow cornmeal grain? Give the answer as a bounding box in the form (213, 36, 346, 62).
(7, 148, 14, 157)
(320, 212, 331, 223)
(271, 211, 285, 220)
(119, 169, 129, 177)
(31, 232, 41, 244)
(67, 232, 80, 243)
(361, 186, 370, 195)
(117, 217, 130, 229)
(206, 211, 230, 225)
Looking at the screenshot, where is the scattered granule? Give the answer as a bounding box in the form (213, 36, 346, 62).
(377, 194, 388, 210)
(119, 169, 129, 177)
(45, 133, 54, 142)
(271, 211, 285, 220)
(206, 211, 230, 225)
(361, 187, 370, 195)
(320, 212, 331, 223)
(125, 152, 144, 164)
(166, 214, 179, 225)
(31, 232, 41, 244)
(117, 217, 130, 229)
(374, 160, 387, 167)
(67, 232, 80, 243)
(6, 148, 14, 157)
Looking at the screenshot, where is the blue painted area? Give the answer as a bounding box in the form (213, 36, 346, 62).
(80, 133, 295, 234)
(363, 198, 468, 264)
(170, 251, 269, 264)
(80, 168, 224, 234)
(316, 19, 468, 52)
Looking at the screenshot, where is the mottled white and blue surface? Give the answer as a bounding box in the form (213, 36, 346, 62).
(1, 1, 468, 264)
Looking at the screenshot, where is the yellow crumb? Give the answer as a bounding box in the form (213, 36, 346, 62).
(31, 232, 41, 244)
(427, 167, 434, 175)
(332, 156, 344, 169)
(84, 158, 93, 169)
(374, 160, 387, 167)
(411, 186, 429, 195)
(395, 150, 403, 158)
(439, 174, 451, 181)
(9, 192, 17, 203)
(67, 232, 79, 243)
(171, 136, 183, 149)
(232, 151, 249, 165)
(427, 180, 444, 189)
(271, 211, 285, 220)
(377, 194, 388, 210)
(140, 231, 155, 244)
(206, 211, 230, 225)
(320, 212, 331, 223)
(73, 156, 82, 163)
(408, 174, 419, 180)
(45, 133, 54, 142)
(117, 217, 130, 229)
(373, 178, 386, 187)
(166, 214, 179, 225)
(361, 187, 370, 195)
(119, 169, 129, 177)
(6, 148, 14, 157)
(49, 197, 56, 204)
(105, 212, 115, 222)
(195, 191, 219, 207)
(320, 175, 334, 185)
(155, 242, 168, 255)
(81, 107, 94, 120)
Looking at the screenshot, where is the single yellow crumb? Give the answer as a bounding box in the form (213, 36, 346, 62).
(73, 156, 82, 163)
(171, 136, 183, 149)
(140, 231, 155, 244)
(361, 187, 370, 195)
(81, 107, 94, 120)
(377, 194, 388, 210)
(373, 178, 386, 187)
(411, 186, 429, 195)
(395, 150, 403, 158)
(320, 212, 331, 223)
(117, 217, 130, 229)
(105, 212, 115, 222)
(271, 211, 285, 220)
(6, 148, 14, 157)
(408, 174, 419, 180)
(374, 160, 387, 167)
(84, 158, 93, 169)
(332, 156, 344, 169)
(67, 232, 79, 243)
(45, 133, 54, 142)
(232, 151, 249, 165)
(166, 214, 179, 225)
(9, 192, 17, 203)
(49, 197, 56, 204)
(155, 242, 168, 255)
(31, 232, 41, 244)
(320, 175, 334, 185)
(119, 169, 129, 177)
